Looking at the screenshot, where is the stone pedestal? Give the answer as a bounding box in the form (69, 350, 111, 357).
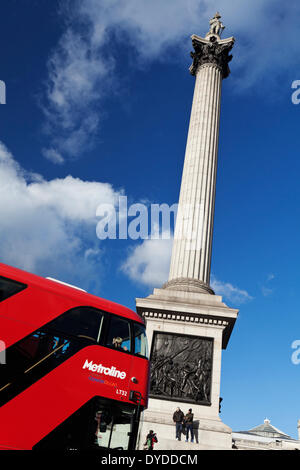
(136, 288, 238, 450)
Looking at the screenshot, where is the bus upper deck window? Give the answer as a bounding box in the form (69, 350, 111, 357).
(106, 316, 131, 353)
(0, 276, 26, 302)
(133, 323, 149, 359)
(47, 307, 104, 343)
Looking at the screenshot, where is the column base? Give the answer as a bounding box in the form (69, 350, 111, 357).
(163, 277, 214, 295)
(136, 286, 238, 349)
(138, 407, 233, 450)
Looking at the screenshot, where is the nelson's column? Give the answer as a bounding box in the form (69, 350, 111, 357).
(136, 14, 238, 450)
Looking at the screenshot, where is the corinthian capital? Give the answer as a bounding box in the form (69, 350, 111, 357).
(189, 34, 235, 79)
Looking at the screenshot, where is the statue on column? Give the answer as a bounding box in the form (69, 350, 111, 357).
(207, 12, 225, 37)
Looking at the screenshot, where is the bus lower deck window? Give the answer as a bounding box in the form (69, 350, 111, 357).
(133, 323, 149, 359)
(106, 317, 131, 352)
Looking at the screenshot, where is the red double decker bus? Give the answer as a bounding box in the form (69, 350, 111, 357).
(0, 263, 150, 450)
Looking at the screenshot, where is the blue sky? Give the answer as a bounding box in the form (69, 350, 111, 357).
(1, 0, 300, 438)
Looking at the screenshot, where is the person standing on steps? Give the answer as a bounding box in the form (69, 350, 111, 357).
(173, 407, 184, 441)
(184, 408, 194, 443)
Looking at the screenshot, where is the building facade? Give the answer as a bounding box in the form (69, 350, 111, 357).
(232, 419, 300, 450)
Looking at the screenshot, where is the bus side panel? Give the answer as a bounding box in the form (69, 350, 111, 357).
(0, 345, 149, 449)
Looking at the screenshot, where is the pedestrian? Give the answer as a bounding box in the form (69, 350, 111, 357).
(144, 430, 158, 450)
(172, 407, 184, 441)
(184, 408, 194, 443)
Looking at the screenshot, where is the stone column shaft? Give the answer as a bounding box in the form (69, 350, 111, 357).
(164, 34, 234, 294)
(168, 63, 221, 289)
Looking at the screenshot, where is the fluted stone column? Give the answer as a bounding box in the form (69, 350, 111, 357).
(165, 33, 234, 295)
(136, 17, 239, 450)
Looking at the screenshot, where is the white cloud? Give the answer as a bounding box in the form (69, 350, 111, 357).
(42, 148, 64, 165)
(42, 20, 111, 161)
(43, 0, 300, 162)
(121, 234, 173, 288)
(261, 273, 275, 296)
(261, 286, 273, 297)
(0, 141, 121, 291)
(211, 276, 253, 304)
